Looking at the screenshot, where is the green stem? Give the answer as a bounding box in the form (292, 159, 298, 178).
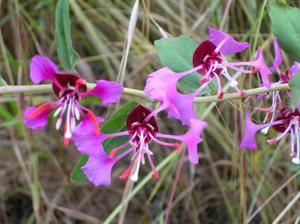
(0, 83, 290, 103)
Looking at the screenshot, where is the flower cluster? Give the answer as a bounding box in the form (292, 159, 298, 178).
(23, 27, 300, 187)
(240, 38, 300, 164)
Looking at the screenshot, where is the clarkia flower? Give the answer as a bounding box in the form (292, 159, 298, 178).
(240, 109, 300, 164)
(24, 55, 123, 145)
(72, 104, 207, 186)
(144, 67, 207, 126)
(254, 38, 300, 133)
(193, 27, 271, 98)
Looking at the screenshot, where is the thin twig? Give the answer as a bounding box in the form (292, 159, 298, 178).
(164, 149, 186, 224)
(0, 83, 291, 104)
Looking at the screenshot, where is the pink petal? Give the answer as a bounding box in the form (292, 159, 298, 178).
(72, 116, 105, 157)
(82, 80, 123, 106)
(290, 61, 300, 76)
(272, 38, 282, 71)
(23, 106, 52, 129)
(180, 119, 207, 164)
(208, 26, 249, 55)
(254, 49, 272, 88)
(30, 55, 58, 83)
(240, 112, 265, 150)
(144, 67, 198, 126)
(82, 150, 119, 186)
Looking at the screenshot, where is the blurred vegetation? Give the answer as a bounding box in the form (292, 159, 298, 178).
(1, 0, 300, 223)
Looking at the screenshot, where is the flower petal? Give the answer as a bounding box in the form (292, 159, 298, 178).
(30, 55, 58, 83)
(82, 150, 119, 186)
(272, 38, 282, 71)
(254, 49, 272, 88)
(23, 106, 52, 129)
(290, 61, 300, 76)
(208, 26, 249, 55)
(181, 119, 207, 164)
(240, 112, 265, 150)
(72, 116, 105, 157)
(144, 67, 198, 126)
(82, 80, 123, 106)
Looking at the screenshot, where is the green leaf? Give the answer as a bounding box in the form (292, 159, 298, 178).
(154, 35, 210, 94)
(55, 0, 79, 70)
(70, 102, 138, 183)
(289, 73, 300, 108)
(269, 1, 300, 61)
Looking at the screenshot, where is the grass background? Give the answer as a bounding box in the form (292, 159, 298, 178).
(0, 0, 300, 223)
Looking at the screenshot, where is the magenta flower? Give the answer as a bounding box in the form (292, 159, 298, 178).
(24, 55, 123, 145)
(254, 38, 300, 131)
(192, 27, 272, 98)
(271, 38, 300, 84)
(144, 67, 207, 126)
(240, 109, 300, 164)
(72, 104, 207, 186)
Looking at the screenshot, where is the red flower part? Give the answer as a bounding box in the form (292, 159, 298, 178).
(72, 104, 207, 186)
(24, 55, 123, 145)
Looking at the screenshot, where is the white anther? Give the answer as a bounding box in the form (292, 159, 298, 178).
(64, 131, 72, 139)
(74, 107, 80, 120)
(261, 127, 270, 135)
(230, 80, 238, 87)
(55, 118, 62, 130)
(292, 157, 300, 164)
(53, 107, 63, 117)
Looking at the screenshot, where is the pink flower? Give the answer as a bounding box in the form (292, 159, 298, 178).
(193, 27, 272, 97)
(72, 104, 207, 186)
(23, 55, 123, 145)
(240, 109, 300, 164)
(144, 67, 206, 126)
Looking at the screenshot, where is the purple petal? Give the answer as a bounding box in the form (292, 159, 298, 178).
(23, 106, 52, 129)
(30, 55, 58, 83)
(272, 38, 282, 71)
(72, 116, 105, 157)
(208, 26, 249, 55)
(290, 61, 300, 76)
(82, 80, 123, 106)
(180, 119, 207, 164)
(254, 49, 272, 88)
(82, 150, 119, 186)
(144, 67, 198, 126)
(240, 112, 265, 150)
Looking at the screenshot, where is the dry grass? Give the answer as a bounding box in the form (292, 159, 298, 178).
(0, 0, 300, 223)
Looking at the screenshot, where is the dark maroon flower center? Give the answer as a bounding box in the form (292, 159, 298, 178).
(52, 72, 87, 98)
(279, 70, 292, 84)
(192, 40, 223, 77)
(272, 108, 300, 133)
(126, 104, 158, 144)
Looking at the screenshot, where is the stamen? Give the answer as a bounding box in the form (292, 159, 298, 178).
(130, 132, 146, 182)
(119, 162, 134, 181)
(109, 141, 131, 158)
(64, 97, 73, 139)
(149, 132, 181, 152)
(292, 123, 300, 164)
(290, 128, 295, 157)
(146, 150, 159, 180)
(267, 119, 294, 144)
(55, 117, 63, 130)
(215, 75, 224, 99)
(53, 106, 63, 118)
